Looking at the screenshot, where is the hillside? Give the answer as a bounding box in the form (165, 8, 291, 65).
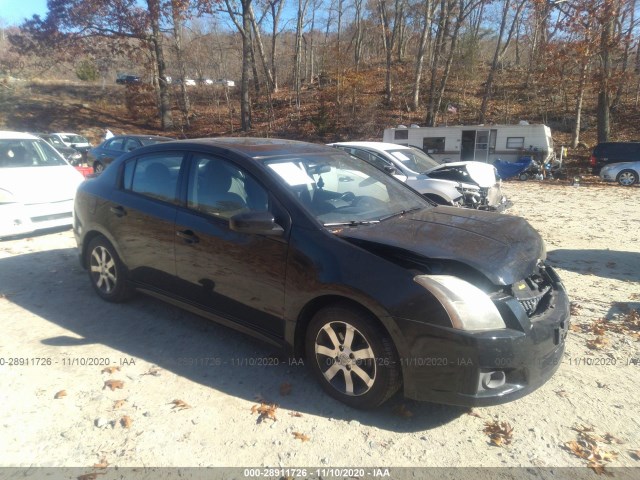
(2, 62, 639, 172)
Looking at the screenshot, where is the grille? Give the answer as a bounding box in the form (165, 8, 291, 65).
(512, 272, 553, 318)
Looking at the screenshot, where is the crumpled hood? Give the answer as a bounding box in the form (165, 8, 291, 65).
(427, 161, 497, 188)
(335, 207, 545, 285)
(0, 166, 84, 204)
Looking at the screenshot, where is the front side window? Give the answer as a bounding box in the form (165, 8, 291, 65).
(123, 138, 141, 152)
(0, 139, 67, 168)
(187, 155, 269, 220)
(123, 153, 183, 203)
(386, 147, 440, 173)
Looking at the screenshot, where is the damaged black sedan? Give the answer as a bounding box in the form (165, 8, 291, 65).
(74, 138, 570, 409)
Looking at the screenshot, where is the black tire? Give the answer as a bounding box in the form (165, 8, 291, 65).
(518, 173, 529, 181)
(94, 162, 105, 174)
(86, 236, 133, 302)
(616, 169, 638, 186)
(305, 304, 402, 408)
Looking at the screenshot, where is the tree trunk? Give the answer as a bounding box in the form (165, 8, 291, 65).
(597, 5, 616, 143)
(241, 0, 252, 131)
(411, 0, 433, 111)
(147, 0, 173, 130)
(171, 0, 190, 128)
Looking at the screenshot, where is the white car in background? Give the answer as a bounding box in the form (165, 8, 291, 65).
(0, 131, 85, 238)
(330, 142, 506, 210)
(49, 132, 92, 152)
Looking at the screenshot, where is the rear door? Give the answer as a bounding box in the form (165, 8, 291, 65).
(105, 151, 185, 291)
(173, 153, 289, 337)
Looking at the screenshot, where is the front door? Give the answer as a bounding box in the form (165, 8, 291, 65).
(174, 153, 289, 338)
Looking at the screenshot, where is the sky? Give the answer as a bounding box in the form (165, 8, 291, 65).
(0, 0, 48, 26)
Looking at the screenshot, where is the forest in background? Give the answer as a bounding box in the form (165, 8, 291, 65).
(1, 0, 640, 155)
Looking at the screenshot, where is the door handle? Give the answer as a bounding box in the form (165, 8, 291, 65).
(176, 229, 199, 244)
(110, 206, 126, 217)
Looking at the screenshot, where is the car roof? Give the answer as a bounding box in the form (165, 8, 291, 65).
(0, 131, 39, 140)
(163, 137, 336, 159)
(330, 141, 411, 152)
(111, 134, 174, 140)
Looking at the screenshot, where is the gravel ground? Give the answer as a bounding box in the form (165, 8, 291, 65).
(0, 180, 638, 475)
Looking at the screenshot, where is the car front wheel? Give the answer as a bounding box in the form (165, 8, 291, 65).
(616, 169, 638, 186)
(306, 304, 402, 408)
(86, 236, 132, 302)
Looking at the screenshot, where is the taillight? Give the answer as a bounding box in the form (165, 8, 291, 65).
(589, 155, 596, 166)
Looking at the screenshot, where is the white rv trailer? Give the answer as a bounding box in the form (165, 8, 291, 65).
(382, 124, 554, 164)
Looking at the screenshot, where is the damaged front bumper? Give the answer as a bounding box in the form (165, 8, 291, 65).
(397, 267, 570, 406)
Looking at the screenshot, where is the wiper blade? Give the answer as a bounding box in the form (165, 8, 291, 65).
(378, 206, 422, 222)
(323, 220, 380, 227)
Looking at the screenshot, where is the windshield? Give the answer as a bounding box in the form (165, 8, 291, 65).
(0, 139, 69, 168)
(264, 151, 432, 226)
(386, 147, 441, 174)
(60, 134, 88, 144)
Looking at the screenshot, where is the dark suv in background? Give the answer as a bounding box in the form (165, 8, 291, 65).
(590, 142, 640, 174)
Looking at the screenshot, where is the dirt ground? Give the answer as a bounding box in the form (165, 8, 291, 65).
(0, 180, 639, 473)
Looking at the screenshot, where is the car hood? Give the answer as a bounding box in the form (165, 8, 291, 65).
(0, 166, 84, 203)
(334, 207, 544, 285)
(426, 161, 497, 188)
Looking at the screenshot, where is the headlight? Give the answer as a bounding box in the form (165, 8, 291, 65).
(0, 188, 16, 204)
(414, 275, 506, 331)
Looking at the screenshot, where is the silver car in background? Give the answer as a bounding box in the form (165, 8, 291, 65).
(599, 161, 639, 186)
(329, 142, 506, 210)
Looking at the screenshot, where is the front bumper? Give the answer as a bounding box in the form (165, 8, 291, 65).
(397, 270, 570, 406)
(0, 200, 74, 238)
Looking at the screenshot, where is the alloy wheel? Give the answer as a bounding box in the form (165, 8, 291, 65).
(314, 321, 377, 397)
(90, 245, 117, 294)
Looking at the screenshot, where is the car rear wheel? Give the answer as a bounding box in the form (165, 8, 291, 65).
(86, 236, 132, 302)
(306, 304, 401, 408)
(616, 169, 638, 186)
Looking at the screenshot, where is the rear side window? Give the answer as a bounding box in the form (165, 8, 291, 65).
(123, 153, 184, 203)
(0, 139, 67, 167)
(106, 138, 125, 151)
(187, 155, 269, 220)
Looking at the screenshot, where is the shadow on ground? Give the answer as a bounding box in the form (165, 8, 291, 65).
(547, 249, 640, 282)
(0, 247, 466, 432)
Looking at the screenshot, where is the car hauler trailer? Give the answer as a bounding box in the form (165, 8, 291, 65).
(383, 124, 554, 164)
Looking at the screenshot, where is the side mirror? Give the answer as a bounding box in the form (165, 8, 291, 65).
(229, 211, 284, 236)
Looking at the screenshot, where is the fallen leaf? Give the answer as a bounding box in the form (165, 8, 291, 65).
(142, 367, 161, 376)
(288, 411, 303, 418)
(250, 402, 277, 422)
(120, 416, 132, 428)
(596, 381, 609, 390)
(587, 462, 613, 476)
(466, 409, 482, 418)
(113, 399, 127, 409)
(586, 336, 609, 350)
(103, 380, 124, 391)
(93, 458, 108, 469)
(292, 431, 310, 442)
(602, 433, 624, 445)
(171, 399, 191, 410)
(54, 390, 67, 399)
(101, 366, 120, 374)
(393, 404, 413, 418)
(555, 390, 569, 398)
(483, 420, 513, 447)
(279, 382, 292, 396)
(628, 449, 640, 460)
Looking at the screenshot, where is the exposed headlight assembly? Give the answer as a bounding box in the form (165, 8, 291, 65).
(414, 275, 506, 331)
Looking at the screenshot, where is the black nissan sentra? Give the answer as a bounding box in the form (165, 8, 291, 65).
(74, 138, 570, 409)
